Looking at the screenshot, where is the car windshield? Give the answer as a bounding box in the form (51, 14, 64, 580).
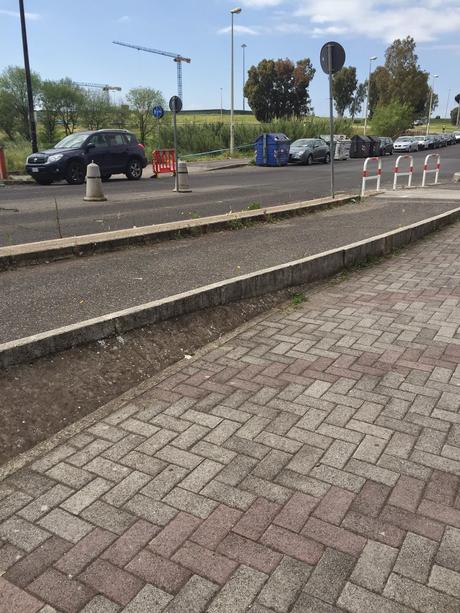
(397, 137, 412, 142)
(291, 139, 315, 147)
(54, 133, 89, 149)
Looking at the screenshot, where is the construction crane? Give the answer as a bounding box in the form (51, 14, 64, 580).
(75, 82, 122, 101)
(113, 41, 191, 103)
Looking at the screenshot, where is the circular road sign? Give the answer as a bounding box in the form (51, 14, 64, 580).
(455, 93, 460, 104)
(169, 96, 183, 113)
(320, 42, 346, 75)
(152, 105, 164, 119)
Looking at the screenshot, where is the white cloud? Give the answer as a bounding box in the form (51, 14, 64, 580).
(294, 0, 460, 43)
(0, 9, 40, 20)
(238, 0, 284, 6)
(117, 15, 131, 23)
(218, 25, 262, 35)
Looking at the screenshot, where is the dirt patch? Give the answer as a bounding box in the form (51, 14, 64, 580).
(0, 288, 300, 465)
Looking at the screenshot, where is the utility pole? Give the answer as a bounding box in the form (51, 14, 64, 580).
(230, 7, 242, 156)
(426, 74, 439, 136)
(363, 56, 377, 136)
(19, 0, 38, 152)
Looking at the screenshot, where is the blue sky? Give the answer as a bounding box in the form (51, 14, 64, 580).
(1, 0, 459, 117)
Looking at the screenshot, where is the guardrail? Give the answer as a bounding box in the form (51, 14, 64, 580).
(393, 155, 413, 190)
(361, 157, 382, 197)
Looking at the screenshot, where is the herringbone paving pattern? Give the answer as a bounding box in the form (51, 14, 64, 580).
(1, 225, 460, 612)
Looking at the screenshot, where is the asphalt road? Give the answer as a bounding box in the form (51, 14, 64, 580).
(1, 186, 459, 344)
(1, 146, 459, 246)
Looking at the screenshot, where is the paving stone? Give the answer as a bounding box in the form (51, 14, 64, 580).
(29, 569, 95, 613)
(202, 479, 256, 510)
(302, 516, 366, 556)
(0, 543, 24, 574)
(102, 519, 160, 567)
(393, 532, 438, 583)
(163, 487, 218, 519)
(312, 486, 355, 526)
(123, 584, 172, 612)
(383, 572, 460, 613)
(164, 575, 218, 613)
(45, 463, 93, 489)
(102, 471, 152, 507)
(4, 535, 72, 588)
(217, 532, 282, 573)
(380, 505, 444, 541)
(124, 493, 178, 525)
(240, 475, 292, 504)
(19, 485, 73, 522)
(126, 549, 191, 594)
(257, 556, 311, 613)
(338, 581, 414, 613)
(275, 469, 330, 498)
(260, 525, 324, 565)
(79, 559, 143, 605)
(350, 480, 391, 517)
(191, 504, 242, 549)
(84, 458, 132, 483)
(291, 592, 343, 613)
(155, 446, 203, 470)
(387, 474, 425, 511)
(0, 491, 33, 521)
(350, 540, 398, 592)
(207, 565, 268, 613)
(80, 500, 136, 534)
(141, 465, 189, 500)
(217, 454, 258, 486)
(38, 508, 93, 543)
(119, 451, 166, 477)
(172, 540, 237, 585)
(342, 510, 405, 548)
(134, 430, 178, 456)
(179, 459, 223, 492)
(304, 547, 355, 604)
(233, 497, 281, 540)
(429, 565, 460, 599)
(80, 595, 121, 612)
(67, 440, 112, 468)
(424, 470, 459, 506)
(0, 576, 44, 613)
(0, 517, 50, 552)
(321, 440, 357, 469)
(149, 512, 201, 558)
(61, 478, 112, 515)
(55, 528, 117, 576)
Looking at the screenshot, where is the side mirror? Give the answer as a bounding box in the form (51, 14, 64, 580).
(86, 143, 96, 152)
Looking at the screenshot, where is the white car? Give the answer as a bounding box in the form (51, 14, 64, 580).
(393, 136, 418, 153)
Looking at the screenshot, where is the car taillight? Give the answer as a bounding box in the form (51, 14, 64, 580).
(138, 143, 145, 149)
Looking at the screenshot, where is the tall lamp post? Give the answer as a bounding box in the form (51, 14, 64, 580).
(230, 7, 242, 156)
(363, 56, 377, 136)
(19, 0, 38, 152)
(426, 74, 439, 136)
(241, 43, 247, 111)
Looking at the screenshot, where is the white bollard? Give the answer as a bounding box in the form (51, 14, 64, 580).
(174, 161, 192, 193)
(84, 161, 107, 202)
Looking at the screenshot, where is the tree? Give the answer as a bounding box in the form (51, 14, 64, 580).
(369, 37, 430, 119)
(126, 87, 165, 144)
(371, 101, 413, 137)
(81, 91, 113, 130)
(0, 66, 41, 139)
(39, 80, 61, 143)
(0, 91, 18, 140)
(332, 67, 357, 116)
(451, 106, 460, 126)
(52, 79, 85, 135)
(349, 82, 367, 120)
(244, 58, 315, 122)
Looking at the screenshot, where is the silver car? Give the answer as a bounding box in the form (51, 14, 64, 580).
(392, 136, 418, 153)
(415, 135, 433, 150)
(289, 138, 330, 165)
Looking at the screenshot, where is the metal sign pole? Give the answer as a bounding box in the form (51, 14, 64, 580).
(173, 108, 178, 192)
(328, 44, 335, 199)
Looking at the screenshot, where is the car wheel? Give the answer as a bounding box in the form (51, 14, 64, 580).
(126, 158, 143, 180)
(65, 160, 86, 185)
(101, 174, 111, 182)
(305, 155, 313, 166)
(324, 153, 330, 164)
(34, 177, 53, 186)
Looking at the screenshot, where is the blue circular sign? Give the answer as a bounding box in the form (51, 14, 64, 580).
(152, 105, 165, 119)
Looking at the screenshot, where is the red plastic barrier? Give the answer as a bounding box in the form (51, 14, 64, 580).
(0, 146, 8, 180)
(152, 149, 176, 178)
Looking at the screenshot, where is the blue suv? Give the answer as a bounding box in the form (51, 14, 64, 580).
(25, 129, 148, 185)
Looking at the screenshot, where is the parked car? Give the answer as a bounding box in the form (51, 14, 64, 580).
(445, 132, 457, 145)
(454, 131, 460, 143)
(415, 135, 434, 150)
(392, 136, 418, 153)
(288, 138, 330, 165)
(413, 119, 425, 126)
(428, 134, 442, 148)
(377, 137, 393, 155)
(25, 129, 148, 185)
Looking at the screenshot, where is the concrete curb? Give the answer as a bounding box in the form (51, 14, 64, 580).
(0, 193, 358, 270)
(1, 204, 459, 369)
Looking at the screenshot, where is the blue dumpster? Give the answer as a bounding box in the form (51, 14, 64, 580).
(255, 133, 290, 167)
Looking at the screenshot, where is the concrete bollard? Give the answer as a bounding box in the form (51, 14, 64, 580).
(174, 161, 192, 193)
(453, 172, 460, 183)
(83, 161, 107, 202)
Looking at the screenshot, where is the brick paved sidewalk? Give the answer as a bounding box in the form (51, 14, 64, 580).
(1, 224, 460, 613)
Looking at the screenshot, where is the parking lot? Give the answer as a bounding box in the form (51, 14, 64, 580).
(1, 146, 460, 246)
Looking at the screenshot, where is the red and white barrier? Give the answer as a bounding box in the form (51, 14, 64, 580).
(393, 155, 413, 190)
(361, 157, 382, 197)
(0, 146, 8, 181)
(422, 153, 440, 187)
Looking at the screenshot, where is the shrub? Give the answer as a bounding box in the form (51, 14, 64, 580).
(371, 102, 413, 137)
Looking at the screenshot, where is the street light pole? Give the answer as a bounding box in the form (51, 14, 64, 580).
(241, 43, 247, 112)
(230, 7, 241, 156)
(426, 74, 439, 136)
(18, 0, 38, 152)
(363, 56, 377, 136)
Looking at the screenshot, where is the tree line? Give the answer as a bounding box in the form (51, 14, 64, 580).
(0, 66, 165, 145)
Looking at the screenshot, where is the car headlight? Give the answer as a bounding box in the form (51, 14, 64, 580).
(47, 154, 63, 163)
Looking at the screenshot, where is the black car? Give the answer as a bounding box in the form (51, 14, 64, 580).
(25, 129, 148, 185)
(377, 136, 393, 155)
